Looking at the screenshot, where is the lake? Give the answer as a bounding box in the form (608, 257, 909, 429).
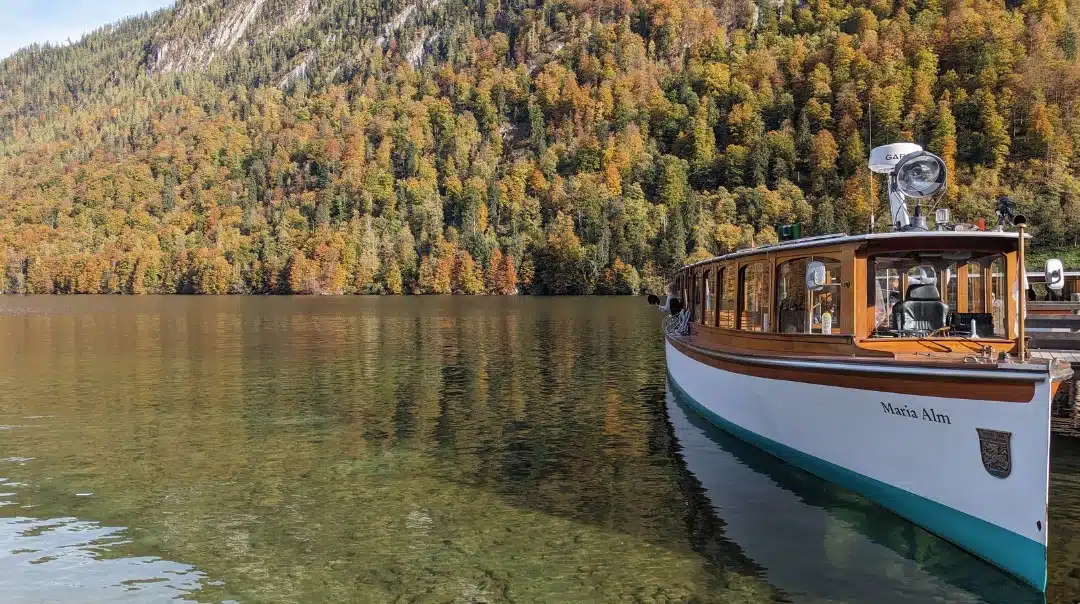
(0, 296, 1077, 603)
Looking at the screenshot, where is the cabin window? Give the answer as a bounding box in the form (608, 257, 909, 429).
(776, 257, 842, 334)
(681, 273, 689, 317)
(991, 258, 1006, 335)
(966, 261, 985, 313)
(739, 262, 770, 332)
(718, 267, 737, 328)
(693, 269, 702, 322)
(702, 269, 715, 326)
(682, 272, 689, 315)
(870, 252, 1007, 338)
(874, 267, 902, 331)
(945, 267, 958, 311)
(686, 272, 693, 320)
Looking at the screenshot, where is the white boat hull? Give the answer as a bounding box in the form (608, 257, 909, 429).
(665, 338, 1052, 591)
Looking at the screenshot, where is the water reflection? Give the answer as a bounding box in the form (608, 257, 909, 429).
(0, 296, 1073, 602)
(0, 472, 212, 603)
(1049, 435, 1080, 604)
(0, 296, 780, 603)
(665, 383, 1044, 603)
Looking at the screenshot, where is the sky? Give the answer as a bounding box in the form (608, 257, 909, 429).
(1, 0, 174, 59)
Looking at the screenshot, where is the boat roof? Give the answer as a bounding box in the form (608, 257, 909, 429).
(682, 230, 1023, 270)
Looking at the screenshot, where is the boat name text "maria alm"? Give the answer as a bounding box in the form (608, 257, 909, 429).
(880, 402, 952, 424)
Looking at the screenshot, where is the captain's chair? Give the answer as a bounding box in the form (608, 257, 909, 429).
(893, 283, 949, 334)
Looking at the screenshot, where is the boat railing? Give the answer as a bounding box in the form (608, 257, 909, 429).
(664, 310, 691, 337)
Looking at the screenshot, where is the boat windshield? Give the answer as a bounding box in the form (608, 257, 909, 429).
(871, 251, 1007, 339)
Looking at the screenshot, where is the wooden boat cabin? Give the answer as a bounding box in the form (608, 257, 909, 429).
(672, 231, 1025, 360)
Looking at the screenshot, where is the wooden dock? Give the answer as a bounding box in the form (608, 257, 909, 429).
(1030, 350, 1080, 436)
(1032, 350, 1080, 364)
(1029, 316, 1080, 435)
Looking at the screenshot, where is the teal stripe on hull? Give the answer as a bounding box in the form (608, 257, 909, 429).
(666, 370, 1047, 592)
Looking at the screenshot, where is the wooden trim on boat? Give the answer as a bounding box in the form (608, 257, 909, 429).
(691, 324, 883, 357)
(855, 338, 1017, 355)
(859, 237, 1016, 256)
(667, 335, 1041, 403)
(669, 231, 1077, 396)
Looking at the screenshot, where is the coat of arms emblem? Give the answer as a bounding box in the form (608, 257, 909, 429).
(976, 428, 1012, 479)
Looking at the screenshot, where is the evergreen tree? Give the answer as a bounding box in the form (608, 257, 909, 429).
(928, 96, 958, 203)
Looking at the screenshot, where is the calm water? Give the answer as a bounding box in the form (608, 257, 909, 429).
(0, 296, 1077, 603)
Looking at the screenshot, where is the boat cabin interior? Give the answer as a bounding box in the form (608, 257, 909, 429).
(670, 232, 1026, 360)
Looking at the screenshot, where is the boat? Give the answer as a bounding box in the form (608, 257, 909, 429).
(651, 142, 1074, 591)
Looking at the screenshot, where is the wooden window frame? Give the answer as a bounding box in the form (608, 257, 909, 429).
(737, 259, 771, 332)
(700, 268, 711, 325)
(775, 255, 845, 335)
(691, 268, 700, 323)
(856, 239, 1019, 345)
(774, 246, 853, 336)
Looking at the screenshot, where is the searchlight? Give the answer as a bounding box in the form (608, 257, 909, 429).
(869, 143, 947, 231)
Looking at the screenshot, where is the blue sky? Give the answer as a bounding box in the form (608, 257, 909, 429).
(1, 0, 174, 59)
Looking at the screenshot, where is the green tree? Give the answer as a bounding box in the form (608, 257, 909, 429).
(535, 213, 588, 295)
(976, 88, 1010, 168)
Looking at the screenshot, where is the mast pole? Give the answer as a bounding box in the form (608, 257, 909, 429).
(1016, 215, 1028, 362)
(868, 99, 874, 232)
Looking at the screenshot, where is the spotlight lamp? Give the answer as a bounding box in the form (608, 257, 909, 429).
(867, 143, 948, 231)
(894, 151, 947, 199)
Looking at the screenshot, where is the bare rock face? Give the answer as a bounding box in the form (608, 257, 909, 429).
(6, 0, 449, 100)
(151, 0, 278, 72)
(148, 0, 314, 73)
(140, 0, 441, 87)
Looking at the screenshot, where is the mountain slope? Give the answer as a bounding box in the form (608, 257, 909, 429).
(1, 0, 1080, 294)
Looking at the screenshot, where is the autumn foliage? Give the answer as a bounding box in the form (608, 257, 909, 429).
(2, 0, 1080, 295)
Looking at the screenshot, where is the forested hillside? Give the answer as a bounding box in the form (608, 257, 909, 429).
(2, 0, 1079, 295)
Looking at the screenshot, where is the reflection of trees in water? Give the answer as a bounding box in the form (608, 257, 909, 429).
(648, 382, 781, 598)
(6, 296, 1062, 601)
(1049, 435, 1080, 604)
(0, 297, 781, 603)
